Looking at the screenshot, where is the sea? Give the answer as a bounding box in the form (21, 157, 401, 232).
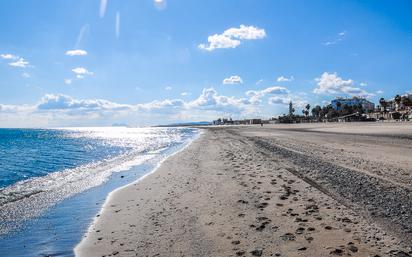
(0, 127, 198, 257)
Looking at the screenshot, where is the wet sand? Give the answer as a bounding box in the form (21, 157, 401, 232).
(75, 123, 412, 257)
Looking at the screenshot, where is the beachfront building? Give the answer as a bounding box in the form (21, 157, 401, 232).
(331, 97, 375, 112)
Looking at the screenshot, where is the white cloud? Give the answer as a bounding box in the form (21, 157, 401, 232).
(268, 95, 307, 109)
(65, 49, 87, 56)
(9, 58, 29, 68)
(198, 25, 266, 51)
(223, 75, 243, 85)
(246, 86, 289, 104)
(277, 75, 294, 82)
(37, 94, 131, 112)
(268, 96, 291, 105)
(2, 86, 303, 126)
(256, 79, 263, 85)
(99, 0, 108, 18)
(76, 24, 90, 48)
(64, 79, 72, 85)
(22, 72, 30, 78)
(165, 86, 172, 90)
(324, 31, 346, 46)
(199, 34, 241, 51)
(186, 88, 252, 115)
(314, 72, 372, 97)
(115, 11, 120, 39)
(376, 90, 384, 94)
(1, 54, 17, 60)
(181, 92, 190, 96)
(72, 67, 93, 79)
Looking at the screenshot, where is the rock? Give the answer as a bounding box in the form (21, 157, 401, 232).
(389, 251, 411, 257)
(280, 233, 296, 241)
(348, 245, 358, 252)
(250, 249, 263, 256)
(298, 247, 307, 251)
(330, 249, 343, 255)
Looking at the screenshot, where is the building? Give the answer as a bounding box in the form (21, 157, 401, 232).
(331, 97, 375, 112)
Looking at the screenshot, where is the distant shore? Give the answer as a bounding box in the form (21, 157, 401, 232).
(75, 123, 412, 257)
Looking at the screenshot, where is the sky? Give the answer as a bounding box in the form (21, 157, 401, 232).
(0, 0, 411, 127)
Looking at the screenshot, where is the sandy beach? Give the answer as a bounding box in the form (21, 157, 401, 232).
(75, 123, 412, 257)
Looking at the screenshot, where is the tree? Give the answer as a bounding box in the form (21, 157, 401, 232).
(311, 105, 322, 118)
(394, 94, 402, 110)
(379, 98, 387, 112)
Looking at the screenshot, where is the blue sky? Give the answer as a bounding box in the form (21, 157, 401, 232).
(0, 0, 411, 127)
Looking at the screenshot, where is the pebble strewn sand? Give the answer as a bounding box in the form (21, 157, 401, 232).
(75, 123, 412, 257)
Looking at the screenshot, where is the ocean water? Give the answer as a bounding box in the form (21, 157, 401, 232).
(0, 127, 197, 256)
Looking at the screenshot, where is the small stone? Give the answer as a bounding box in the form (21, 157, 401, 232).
(250, 249, 263, 256)
(330, 249, 343, 255)
(348, 245, 358, 252)
(280, 233, 296, 241)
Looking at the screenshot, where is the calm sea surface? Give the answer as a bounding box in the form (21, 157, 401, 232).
(0, 127, 197, 256)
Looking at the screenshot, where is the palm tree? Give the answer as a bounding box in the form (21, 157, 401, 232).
(379, 98, 387, 113)
(311, 105, 322, 118)
(394, 94, 402, 111)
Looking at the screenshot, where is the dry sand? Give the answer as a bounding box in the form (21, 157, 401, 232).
(75, 123, 412, 257)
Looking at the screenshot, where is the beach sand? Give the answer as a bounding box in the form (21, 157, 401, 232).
(75, 123, 412, 257)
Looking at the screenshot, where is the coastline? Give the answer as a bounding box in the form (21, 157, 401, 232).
(74, 129, 202, 255)
(75, 124, 411, 257)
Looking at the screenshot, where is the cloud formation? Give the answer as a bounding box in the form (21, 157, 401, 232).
(1, 54, 17, 60)
(314, 72, 372, 97)
(198, 25, 266, 51)
(9, 58, 30, 68)
(72, 67, 94, 79)
(99, 0, 108, 18)
(65, 50, 87, 56)
(115, 11, 120, 38)
(277, 75, 294, 82)
(37, 94, 131, 112)
(324, 31, 346, 46)
(1, 85, 306, 126)
(246, 86, 289, 104)
(223, 75, 243, 85)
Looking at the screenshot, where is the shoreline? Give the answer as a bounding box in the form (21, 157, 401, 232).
(74, 129, 202, 255)
(75, 124, 411, 257)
